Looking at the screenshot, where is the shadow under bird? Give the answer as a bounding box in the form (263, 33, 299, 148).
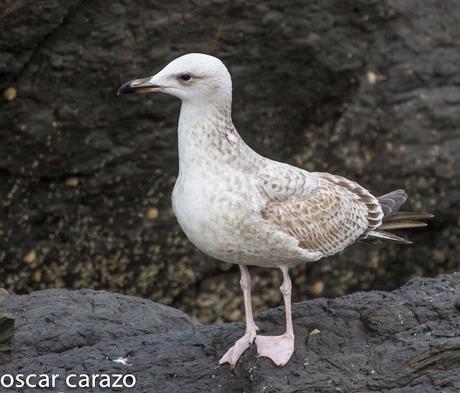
(118, 53, 432, 368)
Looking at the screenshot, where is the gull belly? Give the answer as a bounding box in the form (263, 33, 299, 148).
(172, 168, 321, 268)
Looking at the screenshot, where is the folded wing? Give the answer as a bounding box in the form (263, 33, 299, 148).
(261, 172, 381, 257)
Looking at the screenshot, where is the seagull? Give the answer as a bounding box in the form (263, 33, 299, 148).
(118, 53, 432, 368)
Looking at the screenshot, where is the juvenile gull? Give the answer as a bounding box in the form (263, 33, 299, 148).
(118, 53, 432, 368)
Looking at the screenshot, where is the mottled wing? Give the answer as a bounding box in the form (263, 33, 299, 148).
(262, 172, 383, 257)
(313, 172, 383, 232)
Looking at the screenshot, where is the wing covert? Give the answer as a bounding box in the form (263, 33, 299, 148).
(261, 172, 383, 257)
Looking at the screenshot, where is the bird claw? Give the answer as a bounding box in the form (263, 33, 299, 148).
(219, 329, 257, 368)
(256, 333, 294, 366)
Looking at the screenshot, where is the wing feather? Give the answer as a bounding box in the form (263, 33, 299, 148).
(262, 180, 371, 257)
(313, 172, 384, 231)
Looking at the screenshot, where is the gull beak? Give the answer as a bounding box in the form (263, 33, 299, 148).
(117, 76, 162, 95)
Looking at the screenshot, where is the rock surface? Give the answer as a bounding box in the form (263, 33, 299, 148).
(0, 0, 459, 322)
(0, 273, 459, 392)
(0, 289, 14, 362)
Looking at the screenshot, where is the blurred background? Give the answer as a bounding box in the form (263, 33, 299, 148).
(0, 0, 458, 324)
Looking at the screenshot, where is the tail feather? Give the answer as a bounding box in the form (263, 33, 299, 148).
(379, 221, 427, 230)
(384, 211, 434, 222)
(364, 189, 432, 244)
(366, 230, 413, 244)
(378, 189, 407, 218)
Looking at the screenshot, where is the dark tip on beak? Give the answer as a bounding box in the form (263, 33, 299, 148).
(117, 76, 161, 96)
(117, 81, 137, 95)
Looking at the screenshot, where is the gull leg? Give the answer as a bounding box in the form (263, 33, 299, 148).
(255, 265, 294, 366)
(219, 264, 258, 368)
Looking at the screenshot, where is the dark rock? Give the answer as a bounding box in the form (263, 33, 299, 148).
(455, 297, 460, 312)
(0, 273, 459, 392)
(0, 289, 14, 362)
(0, 0, 459, 322)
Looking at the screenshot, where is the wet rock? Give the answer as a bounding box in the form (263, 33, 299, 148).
(0, 274, 459, 392)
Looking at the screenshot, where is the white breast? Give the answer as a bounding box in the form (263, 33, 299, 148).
(172, 166, 255, 257)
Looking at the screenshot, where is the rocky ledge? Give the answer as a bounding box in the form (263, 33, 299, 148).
(0, 273, 459, 393)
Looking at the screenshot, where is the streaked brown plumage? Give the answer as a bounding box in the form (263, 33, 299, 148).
(262, 171, 432, 254)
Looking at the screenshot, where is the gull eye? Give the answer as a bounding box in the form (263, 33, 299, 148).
(179, 73, 191, 81)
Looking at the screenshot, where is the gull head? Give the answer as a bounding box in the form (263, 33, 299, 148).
(118, 53, 232, 104)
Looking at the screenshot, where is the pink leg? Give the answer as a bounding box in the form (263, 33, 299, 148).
(219, 264, 258, 368)
(255, 266, 294, 366)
